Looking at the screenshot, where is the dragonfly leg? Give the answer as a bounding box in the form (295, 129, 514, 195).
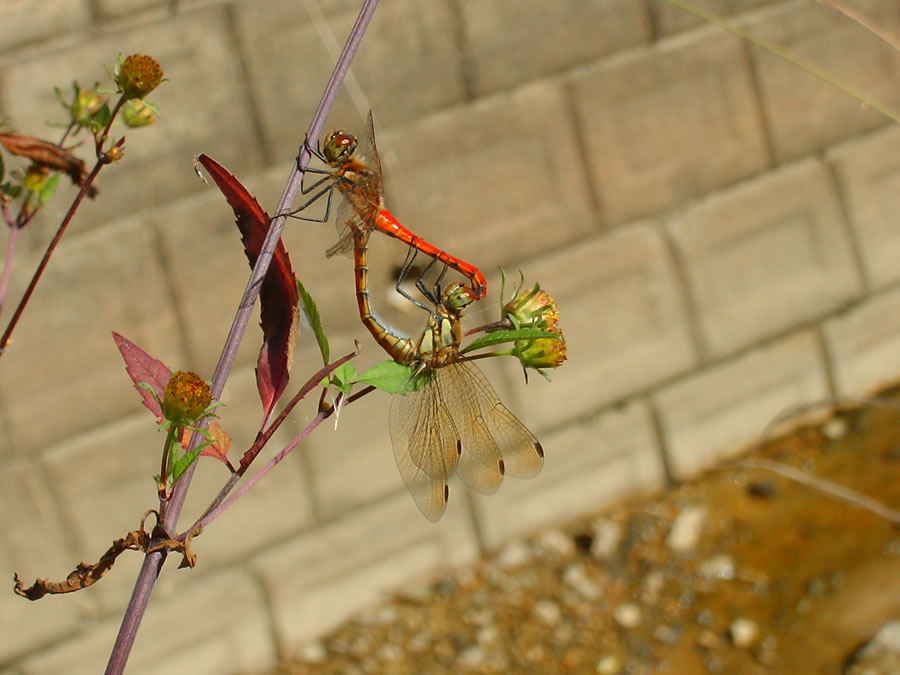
(433, 263, 449, 299)
(299, 136, 328, 165)
(284, 182, 335, 223)
(396, 248, 430, 311)
(415, 256, 441, 305)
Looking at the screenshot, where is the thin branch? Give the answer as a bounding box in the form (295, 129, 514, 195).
(738, 458, 900, 525)
(0, 156, 107, 353)
(817, 0, 900, 52)
(661, 0, 900, 124)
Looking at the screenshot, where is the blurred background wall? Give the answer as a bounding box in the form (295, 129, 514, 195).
(1, 0, 899, 672)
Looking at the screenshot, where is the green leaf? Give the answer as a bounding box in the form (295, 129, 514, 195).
(357, 360, 421, 394)
(1, 182, 23, 199)
(297, 279, 329, 365)
(90, 104, 112, 134)
(171, 442, 208, 483)
(37, 172, 60, 205)
(0, 148, 4, 184)
(461, 328, 561, 355)
(330, 362, 359, 393)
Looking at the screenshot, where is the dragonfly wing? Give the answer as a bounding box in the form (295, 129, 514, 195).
(389, 379, 460, 521)
(436, 363, 503, 494)
(445, 361, 543, 487)
(364, 110, 384, 201)
(325, 198, 358, 258)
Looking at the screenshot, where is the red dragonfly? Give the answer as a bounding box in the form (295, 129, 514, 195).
(349, 223, 542, 521)
(290, 111, 487, 309)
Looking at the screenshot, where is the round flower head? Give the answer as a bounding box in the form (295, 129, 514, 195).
(504, 284, 566, 371)
(115, 54, 164, 100)
(505, 284, 560, 331)
(162, 371, 212, 426)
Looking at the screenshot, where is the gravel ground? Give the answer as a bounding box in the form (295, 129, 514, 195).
(265, 395, 900, 675)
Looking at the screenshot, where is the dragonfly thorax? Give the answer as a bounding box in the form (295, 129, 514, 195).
(416, 307, 462, 369)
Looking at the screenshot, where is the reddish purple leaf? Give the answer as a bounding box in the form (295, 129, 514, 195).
(112, 331, 171, 420)
(194, 154, 299, 424)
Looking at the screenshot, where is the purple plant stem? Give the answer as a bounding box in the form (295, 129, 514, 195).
(103, 2, 380, 673)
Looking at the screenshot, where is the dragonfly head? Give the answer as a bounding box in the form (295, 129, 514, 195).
(322, 130, 358, 165)
(442, 282, 476, 314)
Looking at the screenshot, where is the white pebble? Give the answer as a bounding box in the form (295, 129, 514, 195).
(595, 654, 620, 673)
(698, 554, 736, 580)
(299, 641, 327, 663)
(538, 529, 576, 556)
(496, 540, 531, 568)
(613, 602, 641, 629)
(667, 505, 707, 552)
(533, 599, 562, 626)
(729, 617, 759, 649)
(563, 563, 601, 600)
(458, 646, 485, 669)
(591, 518, 621, 559)
(821, 417, 847, 441)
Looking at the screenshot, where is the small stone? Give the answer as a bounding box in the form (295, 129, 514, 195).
(729, 617, 759, 649)
(591, 519, 622, 559)
(533, 599, 562, 626)
(653, 623, 682, 645)
(477, 625, 499, 646)
(821, 417, 847, 441)
(299, 641, 327, 663)
(458, 646, 485, 670)
(496, 540, 531, 568)
(613, 602, 641, 629)
(538, 529, 576, 557)
(667, 505, 707, 552)
(372, 605, 398, 625)
(641, 570, 666, 604)
(696, 630, 722, 650)
(698, 554, 736, 580)
(562, 563, 601, 600)
(595, 654, 620, 673)
(377, 644, 403, 662)
(526, 644, 546, 662)
(745, 479, 777, 499)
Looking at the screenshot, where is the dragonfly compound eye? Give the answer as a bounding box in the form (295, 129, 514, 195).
(323, 130, 358, 164)
(442, 282, 475, 313)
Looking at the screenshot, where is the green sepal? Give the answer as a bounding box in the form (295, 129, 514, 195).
(297, 279, 329, 365)
(461, 328, 561, 355)
(37, 172, 60, 205)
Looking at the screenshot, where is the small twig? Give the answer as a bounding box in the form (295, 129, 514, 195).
(817, 0, 900, 52)
(738, 458, 900, 525)
(13, 511, 201, 600)
(661, 0, 900, 124)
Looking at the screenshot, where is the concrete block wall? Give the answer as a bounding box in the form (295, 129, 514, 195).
(1, 0, 898, 671)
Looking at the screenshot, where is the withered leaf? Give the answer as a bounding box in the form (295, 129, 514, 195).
(0, 133, 98, 198)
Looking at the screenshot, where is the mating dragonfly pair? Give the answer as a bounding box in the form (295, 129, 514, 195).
(289, 112, 547, 522)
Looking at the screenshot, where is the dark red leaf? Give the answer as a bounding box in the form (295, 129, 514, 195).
(112, 331, 172, 420)
(194, 154, 299, 423)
